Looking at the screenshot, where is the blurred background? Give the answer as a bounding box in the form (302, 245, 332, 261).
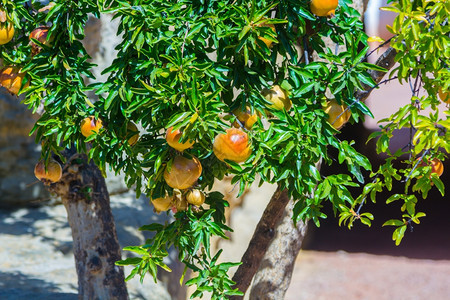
(0, 1, 449, 299)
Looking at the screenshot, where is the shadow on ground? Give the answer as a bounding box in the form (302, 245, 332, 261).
(0, 192, 171, 254)
(0, 271, 77, 300)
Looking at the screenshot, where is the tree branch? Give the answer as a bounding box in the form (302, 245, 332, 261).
(355, 46, 398, 103)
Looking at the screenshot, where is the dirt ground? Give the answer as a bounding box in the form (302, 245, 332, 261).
(217, 171, 450, 300)
(285, 250, 450, 300)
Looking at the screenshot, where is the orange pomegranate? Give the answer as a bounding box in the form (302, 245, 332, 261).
(257, 21, 276, 48)
(29, 26, 53, 52)
(261, 85, 292, 111)
(310, 0, 339, 17)
(126, 122, 139, 146)
(163, 155, 202, 189)
(186, 189, 206, 206)
(417, 158, 444, 178)
(81, 116, 103, 138)
(0, 10, 14, 45)
(174, 198, 188, 212)
(438, 88, 449, 104)
(34, 159, 63, 184)
(213, 128, 252, 163)
(151, 194, 173, 213)
(173, 189, 189, 212)
(166, 126, 195, 152)
(323, 99, 351, 130)
(233, 106, 259, 130)
(0, 67, 29, 95)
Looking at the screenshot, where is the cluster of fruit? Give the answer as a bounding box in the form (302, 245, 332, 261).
(3, 1, 445, 203)
(0, 9, 53, 95)
(33, 116, 139, 185)
(147, 127, 201, 213)
(153, 82, 355, 213)
(154, 125, 251, 213)
(0, 9, 59, 185)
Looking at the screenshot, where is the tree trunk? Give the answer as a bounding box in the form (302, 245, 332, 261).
(249, 199, 308, 300)
(230, 186, 290, 298)
(50, 150, 128, 300)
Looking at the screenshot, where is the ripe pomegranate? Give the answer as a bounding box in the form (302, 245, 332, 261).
(0, 67, 29, 95)
(186, 189, 205, 206)
(257, 21, 276, 48)
(417, 157, 444, 178)
(310, 0, 339, 17)
(261, 85, 292, 111)
(126, 122, 139, 146)
(34, 159, 62, 184)
(29, 26, 53, 53)
(163, 155, 202, 189)
(151, 195, 173, 213)
(438, 88, 449, 104)
(233, 106, 258, 130)
(0, 10, 14, 45)
(213, 128, 252, 163)
(81, 116, 103, 138)
(166, 126, 195, 152)
(323, 99, 351, 129)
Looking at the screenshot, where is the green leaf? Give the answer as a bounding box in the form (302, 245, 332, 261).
(166, 112, 192, 128)
(104, 87, 119, 110)
(353, 100, 374, 118)
(360, 217, 372, 226)
(431, 175, 445, 196)
(295, 6, 315, 21)
(115, 257, 143, 266)
(139, 223, 164, 232)
(123, 246, 149, 256)
(386, 194, 403, 204)
(360, 62, 387, 73)
(238, 25, 251, 41)
(356, 72, 376, 88)
(292, 82, 315, 97)
(382, 219, 404, 226)
(124, 266, 139, 281)
(393, 225, 407, 246)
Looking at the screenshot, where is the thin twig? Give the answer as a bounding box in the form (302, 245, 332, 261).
(402, 148, 430, 183)
(354, 47, 397, 104)
(355, 176, 378, 216)
(303, 36, 309, 65)
(180, 21, 190, 58)
(364, 36, 395, 60)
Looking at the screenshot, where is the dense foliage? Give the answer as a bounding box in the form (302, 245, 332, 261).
(1, 0, 448, 298)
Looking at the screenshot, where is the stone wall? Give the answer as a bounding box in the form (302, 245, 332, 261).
(0, 14, 126, 207)
(0, 92, 48, 207)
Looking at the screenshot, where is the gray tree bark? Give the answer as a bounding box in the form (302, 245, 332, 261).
(249, 200, 308, 300)
(230, 186, 291, 298)
(50, 150, 128, 300)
